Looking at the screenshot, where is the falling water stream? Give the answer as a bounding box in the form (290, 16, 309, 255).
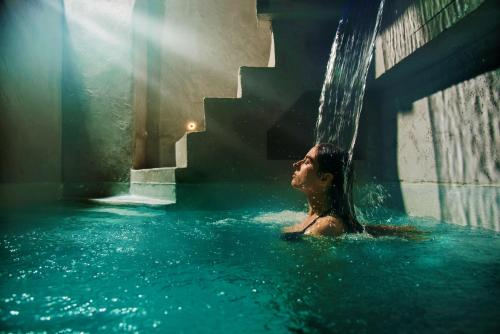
(315, 0, 385, 164)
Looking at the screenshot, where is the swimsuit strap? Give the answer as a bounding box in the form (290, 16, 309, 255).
(282, 212, 329, 241)
(301, 208, 337, 234)
(300, 215, 322, 234)
(282, 210, 334, 241)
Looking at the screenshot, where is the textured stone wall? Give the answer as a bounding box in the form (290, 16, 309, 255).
(62, 0, 134, 194)
(365, 0, 499, 230)
(375, 0, 484, 77)
(424, 70, 498, 184)
(0, 0, 65, 205)
(395, 70, 499, 184)
(0, 0, 136, 200)
(0, 1, 63, 185)
(396, 69, 499, 230)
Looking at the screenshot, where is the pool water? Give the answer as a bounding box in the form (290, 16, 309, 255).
(0, 198, 499, 333)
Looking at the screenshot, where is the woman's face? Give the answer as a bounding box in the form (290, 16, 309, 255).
(291, 146, 324, 193)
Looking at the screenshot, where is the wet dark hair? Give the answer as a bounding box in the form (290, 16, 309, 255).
(315, 143, 364, 233)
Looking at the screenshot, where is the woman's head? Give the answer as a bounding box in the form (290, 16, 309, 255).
(291, 143, 363, 232)
(291, 143, 348, 194)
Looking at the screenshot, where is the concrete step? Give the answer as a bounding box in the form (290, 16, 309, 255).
(238, 67, 278, 98)
(89, 195, 174, 207)
(254, 19, 338, 97)
(129, 167, 177, 202)
(176, 97, 291, 182)
(267, 90, 320, 160)
(257, 0, 343, 20)
(202, 97, 283, 134)
(131, 167, 176, 184)
(238, 67, 306, 109)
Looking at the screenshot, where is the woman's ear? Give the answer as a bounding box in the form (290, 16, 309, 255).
(320, 172, 333, 185)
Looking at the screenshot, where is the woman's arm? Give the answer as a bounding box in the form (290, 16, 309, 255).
(365, 225, 425, 239)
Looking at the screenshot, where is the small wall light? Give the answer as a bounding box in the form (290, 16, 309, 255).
(186, 121, 197, 131)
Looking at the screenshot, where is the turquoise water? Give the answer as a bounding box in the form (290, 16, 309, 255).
(0, 198, 499, 333)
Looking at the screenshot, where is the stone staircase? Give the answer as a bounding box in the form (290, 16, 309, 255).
(120, 0, 344, 205)
(174, 1, 343, 183)
(90, 167, 176, 206)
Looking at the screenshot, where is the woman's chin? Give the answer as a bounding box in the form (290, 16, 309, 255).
(290, 179, 302, 190)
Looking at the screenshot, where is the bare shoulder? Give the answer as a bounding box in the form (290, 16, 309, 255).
(305, 215, 346, 237)
(282, 215, 316, 234)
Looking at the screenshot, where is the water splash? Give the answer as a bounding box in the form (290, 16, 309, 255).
(315, 0, 385, 164)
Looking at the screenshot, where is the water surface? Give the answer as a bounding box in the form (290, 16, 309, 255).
(0, 200, 499, 333)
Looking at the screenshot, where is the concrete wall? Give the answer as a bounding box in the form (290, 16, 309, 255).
(396, 70, 499, 185)
(62, 0, 135, 196)
(0, 0, 64, 204)
(0, 0, 274, 202)
(0, 0, 136, 202)
(133, 0, 272, 167)
(374, 0, 484, 78)
(361, 0, 500, 230)
(394, 70, 499, 231)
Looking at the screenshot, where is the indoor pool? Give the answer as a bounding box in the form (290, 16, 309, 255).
(0, 195, 499, 333)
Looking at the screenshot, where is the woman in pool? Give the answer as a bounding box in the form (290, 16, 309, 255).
(283, 143, 418, 238)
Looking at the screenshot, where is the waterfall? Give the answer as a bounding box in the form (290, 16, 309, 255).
(315, 0, 385, 164)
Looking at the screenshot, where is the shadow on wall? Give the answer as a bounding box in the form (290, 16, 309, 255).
(61, 0, 135, 197)
(356, 87, 406, 214)
(267, 90, 320, 160)
(131, 0, 147, 170)
(131, 0, 168, 169)
(61, 4, 92, 190)
(0, 1, 6, 181)
(145, 0, 166, 168)
(426, 70, 499, 230)
(362, 0, 500, 230)
(0, 0, 63, 185)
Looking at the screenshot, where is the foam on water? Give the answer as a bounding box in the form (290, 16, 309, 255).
(253, 210, 307, 226)
(80, 207, 162, 217)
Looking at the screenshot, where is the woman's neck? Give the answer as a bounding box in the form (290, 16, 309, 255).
(307, 192, 332, 217)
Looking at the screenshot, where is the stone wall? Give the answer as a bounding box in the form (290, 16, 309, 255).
(394, 69, 499, 230)
(0, 0, 63, 204)
(62, 0, 134, 196)
(375, 0, 484, 77)
(0, 0, 273, 202)
(0, 0, 136, 201)
(362, 0, 499, 230)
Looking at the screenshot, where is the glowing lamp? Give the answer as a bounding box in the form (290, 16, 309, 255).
(186, 121, 197, 131)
